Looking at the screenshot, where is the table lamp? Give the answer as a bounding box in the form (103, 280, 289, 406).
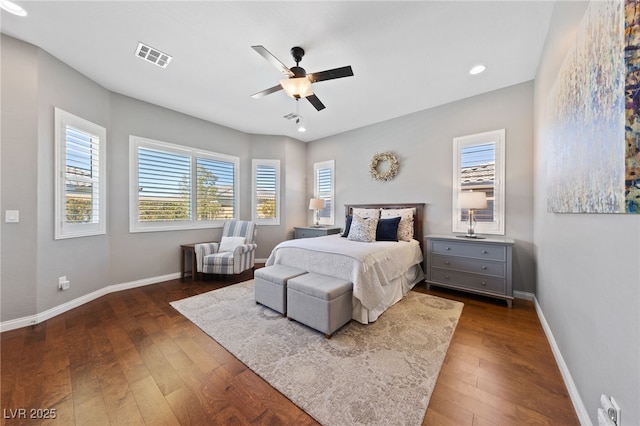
(457, 191, 487, 238)
(308, 198, 325, 227)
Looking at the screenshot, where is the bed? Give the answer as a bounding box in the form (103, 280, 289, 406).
(265, 203, 425, 324)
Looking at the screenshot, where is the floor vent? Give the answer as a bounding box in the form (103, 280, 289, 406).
(135, 42, 172, 68)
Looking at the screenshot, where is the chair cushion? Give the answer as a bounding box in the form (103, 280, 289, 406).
(219, 236, 246, 252)
(204, 252, 234, 266)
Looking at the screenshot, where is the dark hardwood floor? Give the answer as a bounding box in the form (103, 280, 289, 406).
(1, 267, 578, 425)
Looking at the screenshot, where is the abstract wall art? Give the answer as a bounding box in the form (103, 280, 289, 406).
(546, 0, 639, 213)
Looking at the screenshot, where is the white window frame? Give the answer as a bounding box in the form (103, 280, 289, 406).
(54, 108, 107, 239)
(452, 129, 505, 235)
(313, 160, 335, 226)
(129, 135, 239, 233)
(252, 159, 280, 225)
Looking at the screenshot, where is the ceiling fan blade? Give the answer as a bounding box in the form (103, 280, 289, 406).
(308, 66, 354, 83)
(251, 84, 283, 99)
(251, 45, 294, 77)
(306, 94, 326, 111)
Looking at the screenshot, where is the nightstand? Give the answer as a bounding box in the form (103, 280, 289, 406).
(294, 226, 341, 239)
(425, 234, 515, 307)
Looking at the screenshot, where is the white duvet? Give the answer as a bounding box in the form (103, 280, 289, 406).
(265, 234, 424, 311)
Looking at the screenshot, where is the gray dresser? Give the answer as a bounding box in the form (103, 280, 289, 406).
(425, 234, 514, 307)
(294, 226, 342, 239)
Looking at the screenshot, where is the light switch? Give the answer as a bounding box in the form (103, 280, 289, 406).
(5, 210, 19, 223)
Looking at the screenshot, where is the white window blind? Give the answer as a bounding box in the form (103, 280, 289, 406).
(65, 126, 101, 223)
(460, 142, 496, 223)
(252, 159, 280, 225)
(197, 156, 236, 220)
(138, 147, 191, 222)
(452, 129, 505, 235)
(314, 160, 335, 225)
(55, 108, 106, 239)
(130, 136, 239, 232)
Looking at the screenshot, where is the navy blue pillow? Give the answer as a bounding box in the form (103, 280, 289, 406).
(376, 216, 401, 241)
(342, 215, 353, 237)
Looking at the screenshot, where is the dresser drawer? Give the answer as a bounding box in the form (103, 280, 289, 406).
(431, 254, 506, 278)
(431, 240, 506, 261)
(430, 268, 506, 295)
(294, 227, 341, 239)
(296, 229, 322, 238)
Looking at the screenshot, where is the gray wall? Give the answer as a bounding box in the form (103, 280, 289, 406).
(534, 2, 640, 424)
(0, 34, 307, 322)
(307, 81, 536, 293)
(1, 36, 39, 320)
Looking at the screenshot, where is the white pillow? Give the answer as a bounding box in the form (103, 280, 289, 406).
(351, 208, 380, 219)
(380, 208, 415, 219)
(219, 236, 246, 252)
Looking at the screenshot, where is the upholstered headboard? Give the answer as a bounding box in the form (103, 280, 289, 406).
(345, 203, 425, 249)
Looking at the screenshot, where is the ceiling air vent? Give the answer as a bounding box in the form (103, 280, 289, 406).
(283, 113, 302, 120)
(135, 42, 172, 68)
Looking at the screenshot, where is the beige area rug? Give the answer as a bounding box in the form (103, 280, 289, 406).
(170, 280, 463, 426)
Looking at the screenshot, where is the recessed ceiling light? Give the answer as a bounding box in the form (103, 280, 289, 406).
(469, 64, 486, 75)
(0, 0, 27, 16)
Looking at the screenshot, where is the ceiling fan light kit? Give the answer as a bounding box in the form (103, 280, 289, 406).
(251, 45, 353, 111)
(280, 77, 313, 98)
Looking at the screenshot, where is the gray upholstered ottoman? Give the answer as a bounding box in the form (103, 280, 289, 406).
(287, 273, 353, 338)
(254, 265, 307, 315)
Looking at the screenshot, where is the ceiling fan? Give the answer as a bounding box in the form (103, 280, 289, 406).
(250, 45, 354, 111)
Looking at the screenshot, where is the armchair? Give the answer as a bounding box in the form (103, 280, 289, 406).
(195, 221, 257, 278)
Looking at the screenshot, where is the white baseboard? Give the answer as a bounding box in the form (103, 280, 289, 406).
(532, 295, 592, 426)
(513, 290, 534, 300)
(0, 272, 180, 333)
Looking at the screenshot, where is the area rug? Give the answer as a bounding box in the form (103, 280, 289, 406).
(170, 280, 463, 426)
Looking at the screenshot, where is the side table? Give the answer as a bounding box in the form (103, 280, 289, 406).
(294, 226, 342, 239)
(180, 243, 198, 282)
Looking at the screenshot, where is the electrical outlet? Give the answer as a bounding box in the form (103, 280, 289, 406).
(599, 408, 616, 426)
(58, 276, 70, 290)
(600, 394, 621, 426)
(611, 397, 621, 426)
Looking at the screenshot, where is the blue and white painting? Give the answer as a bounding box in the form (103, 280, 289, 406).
(546, 0, 627, 213)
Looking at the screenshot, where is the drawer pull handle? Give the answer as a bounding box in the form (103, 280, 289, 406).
(445, 275, 450, 279)
(481, 266, 487, 270)
(445, 261, 450, 265)
(481, 281, 487, 286)
(482, 250, 488, 254)
(446, 247, 451, 250)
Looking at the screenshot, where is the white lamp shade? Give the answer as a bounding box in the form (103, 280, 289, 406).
(280, 77, 313, 98)
(457, 191, 487, 209)
(309, 198, 325, 210)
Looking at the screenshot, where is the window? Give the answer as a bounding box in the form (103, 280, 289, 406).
(313, 160, 335, 225)
(252, 159, 280, 225)
(54, 108, 106, 239)
(130, 136, 239, 232)
(452, 129, 505, 235)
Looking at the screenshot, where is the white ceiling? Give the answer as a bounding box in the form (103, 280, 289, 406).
(1, 1, 555, 142)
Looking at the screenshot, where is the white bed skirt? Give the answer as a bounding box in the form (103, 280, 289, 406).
(352, 263, 425, 324)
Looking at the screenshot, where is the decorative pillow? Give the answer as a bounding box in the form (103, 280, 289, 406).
(218, 236, 246, 252)
(380, 208, 415, 241)
(351, 208, 380, 219)
(341, 215, 353, 237)
(376, 216, 401, 241)
(347, 214, 379, 242)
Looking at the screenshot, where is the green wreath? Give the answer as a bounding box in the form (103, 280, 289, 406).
(369, 152, 399, 181)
